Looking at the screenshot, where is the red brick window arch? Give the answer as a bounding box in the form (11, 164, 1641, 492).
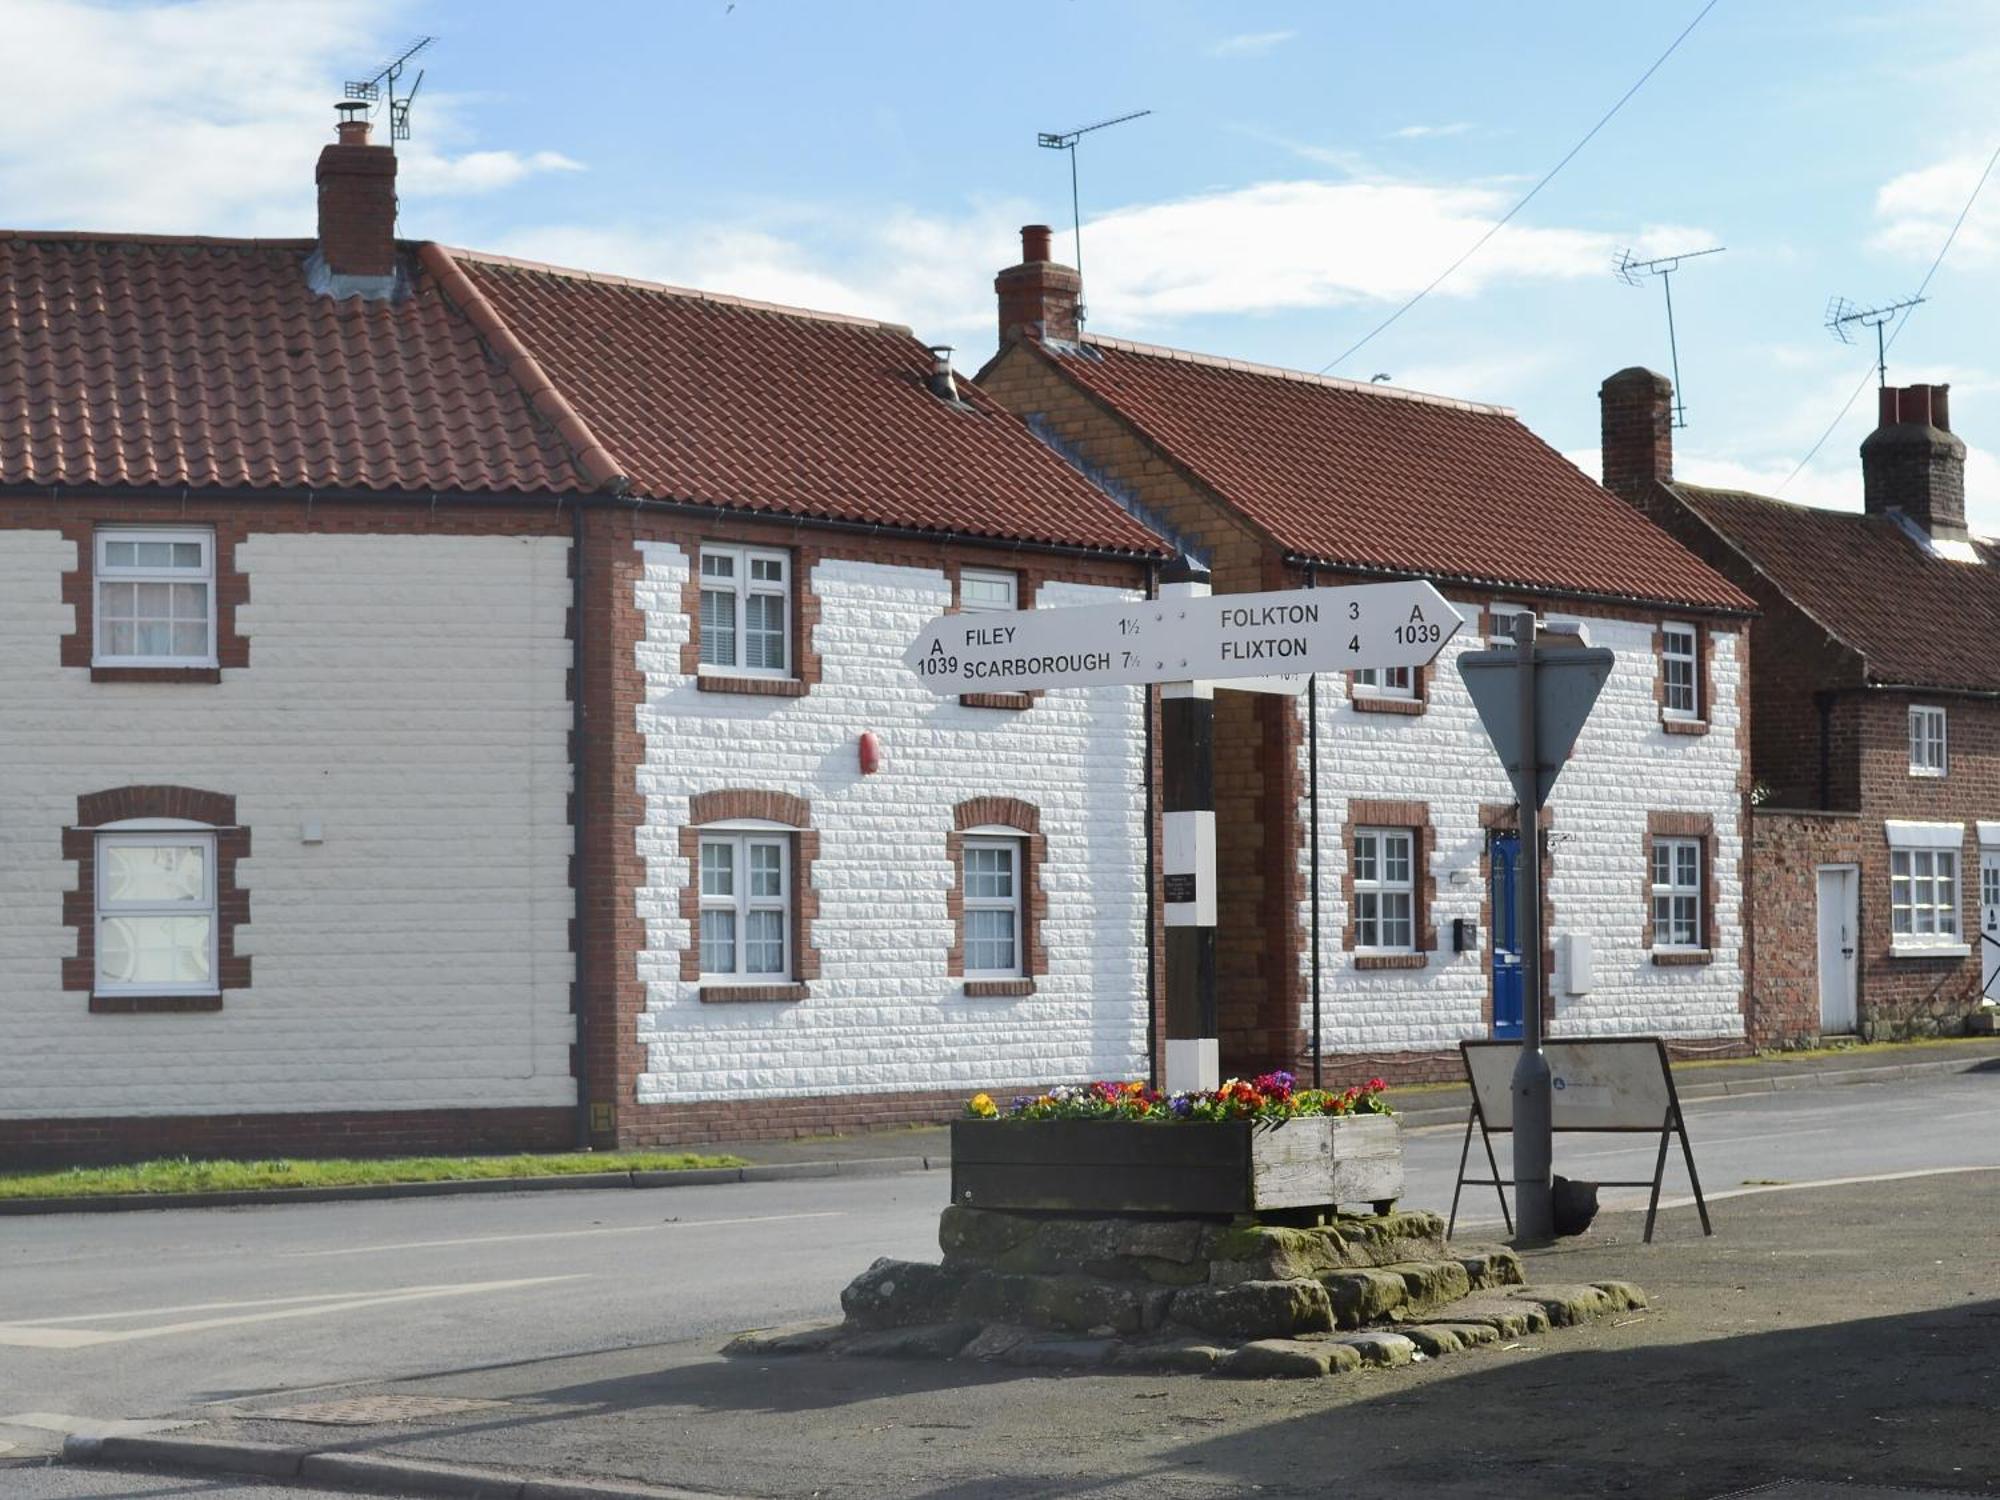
(948, 797, 1048, 997)
(679, 790, 820, 1002)
(63, 786, 250, 1013)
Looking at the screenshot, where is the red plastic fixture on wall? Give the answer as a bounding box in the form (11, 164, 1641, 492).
(859, 731, 884, 775)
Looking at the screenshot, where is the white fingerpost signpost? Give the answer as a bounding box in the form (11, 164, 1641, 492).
(905, 558, 1463, 1095)
(1456, 613, 1615, 1245)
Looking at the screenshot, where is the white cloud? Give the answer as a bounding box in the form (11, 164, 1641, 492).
(1391, 123, 1475, 140)
(1871, 150, 2000, 265)
(1210, 30, 1296, 57)
(0, 0, 581, 236)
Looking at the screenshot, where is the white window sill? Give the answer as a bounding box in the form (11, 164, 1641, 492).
(1907, 768, 1947, 779)
(1889, 941, 1970, 959)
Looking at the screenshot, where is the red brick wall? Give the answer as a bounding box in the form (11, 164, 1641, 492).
(1747, 810, 1864, 1046)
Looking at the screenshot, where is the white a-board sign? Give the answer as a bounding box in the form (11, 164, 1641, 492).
(1461, 1038, 1674, 1131)
(1451, 1037, 1712, 1244)
(903, 580, 1461, 696)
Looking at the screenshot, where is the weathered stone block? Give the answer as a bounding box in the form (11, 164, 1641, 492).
(1505, 1283, 1620, 1327)
(722, 1321, 846, 1356)
(1025, 1275, 1170, 1335)
(1109, 1338, 1230, 1373)
(1330, 1331, 1417, 1367)
(1002, 1337, 1116, 1368)
(840, 1258, 965, 1330)
(1322, 1267, 1409, 1328)
(1386, 1258, 1472, 1315)
(1220, 1339, 1333, 1378)
(1454, 1245, 1525, 1291)
(937, 1205, 1038, 1265)
(1171, 1279, 1335, 1340)
(1427, 1299, 1551, 1338)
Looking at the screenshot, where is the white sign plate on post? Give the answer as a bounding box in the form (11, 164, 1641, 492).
(903, 581, 1462, 696)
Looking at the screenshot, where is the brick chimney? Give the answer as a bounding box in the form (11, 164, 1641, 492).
(1598, 366, 1675, 495)
(1862, 383, 1967, 543)
(995, 224, 1081, 346)
(311, 101, 399, 297)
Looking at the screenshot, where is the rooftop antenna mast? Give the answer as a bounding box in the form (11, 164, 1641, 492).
(346, 35, 434, 142)
(1614, 245, 1723, 428)
(1037, 109, 1151, 327)
(1825, 293, 1927, 388)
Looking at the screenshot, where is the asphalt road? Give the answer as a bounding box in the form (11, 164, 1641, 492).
(0, 1466, 396, 1499)
(2, 1071, 1994, 1464)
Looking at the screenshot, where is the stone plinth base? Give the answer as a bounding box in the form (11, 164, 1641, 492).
(723, 1205, 1648, 1378)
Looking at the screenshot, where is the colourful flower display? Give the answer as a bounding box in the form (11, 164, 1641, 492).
(965, 1072, 1391, 1123)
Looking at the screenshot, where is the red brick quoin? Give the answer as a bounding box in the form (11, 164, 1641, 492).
(677, 789, 821, 1001)
(63, 786, 250, 1012)
(946, 797, 1049, 996)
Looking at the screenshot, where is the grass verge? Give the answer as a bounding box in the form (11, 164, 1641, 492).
(0, 1150, 749, 1201)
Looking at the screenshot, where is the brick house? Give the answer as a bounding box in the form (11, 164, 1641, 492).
(980, 228, 1758, 1083)
(1602, 369, 2000, 1043)
(0, 115, 1165, 1165)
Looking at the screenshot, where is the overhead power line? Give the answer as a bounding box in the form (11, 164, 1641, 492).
(1317, 0, 1723, 376)
(1777, 139, 2000, 495)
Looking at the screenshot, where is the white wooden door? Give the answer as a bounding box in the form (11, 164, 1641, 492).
(1981, 851, 2000, 1003)
(1816, 866, 1858, 1034)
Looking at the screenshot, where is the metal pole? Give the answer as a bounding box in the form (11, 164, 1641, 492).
(1068, 146, 1085, 310)
(1306, 567, 1322, 1088)
(1511, 609, 1554, 1244)
(1661, 271, 1684, 428)
(1161, 555, 1218, 1094)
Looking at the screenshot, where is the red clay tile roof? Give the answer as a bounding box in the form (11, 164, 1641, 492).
(0, 232, 582, 494)
(444, 251, 1163, 553)
(1036, 335, 1753, 611)
(1676, 483, 2000, 691)
(0, 231, 1164, 555)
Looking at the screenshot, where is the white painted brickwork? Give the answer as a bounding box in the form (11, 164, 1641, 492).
(1299, 612, 1747, 1052)
(633, 546, 1149, 1103)
(0, 531, 575, 1118)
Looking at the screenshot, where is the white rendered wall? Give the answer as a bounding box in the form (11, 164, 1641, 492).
(1298, 610, 1747, 1053)
(0, 530, 575, 1118)
(633, 546, 1149, 1103)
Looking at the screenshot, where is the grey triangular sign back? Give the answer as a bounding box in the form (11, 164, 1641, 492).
(1457, 646, 1616, 809)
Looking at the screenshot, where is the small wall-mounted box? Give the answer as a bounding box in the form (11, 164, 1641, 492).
(1452, 917, 1479, 954)
(1562, 933, 1594, 994)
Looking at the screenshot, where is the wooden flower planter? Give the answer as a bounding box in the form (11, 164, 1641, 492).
(949, 1114, 1404, 1217)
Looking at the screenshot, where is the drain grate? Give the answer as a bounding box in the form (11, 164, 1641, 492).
(256, 1394, 509, 1426)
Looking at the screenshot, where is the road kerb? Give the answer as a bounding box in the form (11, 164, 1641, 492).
(68, 1431, 307, 1478)
(302, 1449, 528, 1497)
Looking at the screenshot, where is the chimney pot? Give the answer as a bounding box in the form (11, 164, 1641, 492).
(1021, 224, 1052, 263)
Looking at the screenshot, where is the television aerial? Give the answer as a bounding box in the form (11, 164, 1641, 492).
(1613, 245, 1724, 429)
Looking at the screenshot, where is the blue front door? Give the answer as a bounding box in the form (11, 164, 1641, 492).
(1490, 831, 1524, 1040)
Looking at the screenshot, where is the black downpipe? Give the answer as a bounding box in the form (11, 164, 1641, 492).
(570, 499, 593, 1149)
(1144, 561, 1160, 1089)
(1306, 564, 1322, 1088)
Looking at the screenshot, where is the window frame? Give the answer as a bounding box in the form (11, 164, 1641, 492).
(958, 568, 1019, 615)
(1890, 845, 1960, 944)
(93, 527, 218, 669)
(93, 821, 219, 998)
(961, 832, 1025, 979)
(697, 544, 792, 681)
(1649, 836, 1704, 951)
(1660, 622, 1700, 721)
(1351, 826, 1418, 955)
(1353, 666, 1416, 700)
(696, 824, 794, 984)
(1908, 705, 1948, 778)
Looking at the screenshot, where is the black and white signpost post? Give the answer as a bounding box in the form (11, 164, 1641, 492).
(905, 563, 1464, 1098)
(1159, 556, 1219, 1092)
(1458, 614, 1615, 1244)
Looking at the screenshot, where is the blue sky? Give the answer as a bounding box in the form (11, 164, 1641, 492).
(10, 1, 1999, 522)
